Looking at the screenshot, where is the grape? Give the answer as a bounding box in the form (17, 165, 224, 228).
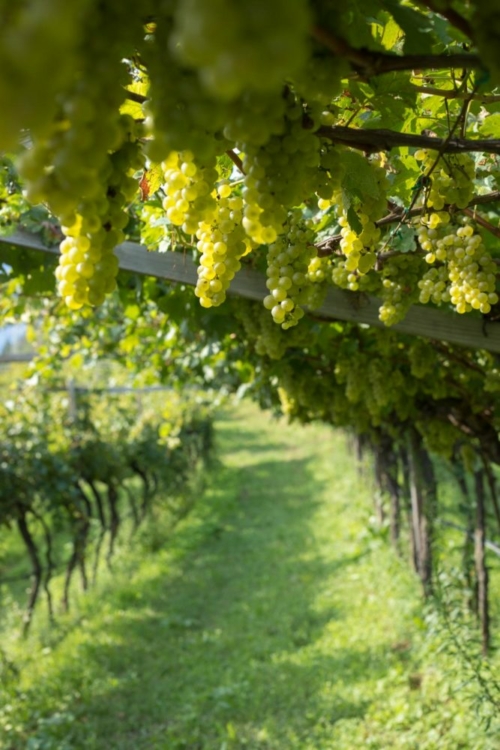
(417, 220, 498, 315)
(55, 123, 143, 309)
(414, 150, 475, 210)
(322, 160, 388, 273)
(161, 151, 218, 232)
(239, 94, 329, 245)
(194, 183, 253, 308)
(171, 0, 311, 99)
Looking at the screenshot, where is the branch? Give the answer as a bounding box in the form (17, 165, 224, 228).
(311, 27, 482, 77)
(411, 85, 500, 103)
(124, 89, 147, 105)
(463, 207, 500, 239)
(317, 125, 500, 155)
(226, 149, 245, 174)
(316, 191, 500, 256)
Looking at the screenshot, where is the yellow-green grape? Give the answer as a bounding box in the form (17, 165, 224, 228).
(55, 123, 143, 310)
(18, 0, 145, 221)
(161, 150, 218, 232)
(223, 91, 287, 146)
(378, 257, 422, 325)
(194, 186, 253, 308)
(0, 0, 88, 149)
(240, 95, 328, 245)
(292, 55, 348, 105)
(144, 13, 229, 163)
(171, 0, 311, 99)
(417, 221, 498, 314)
(236, 300, 308, 359)
(305, 255, 329, 309)
(263, 214, 318, 328)
(414, 150, 475, 210)
(323, 162, 388, 272)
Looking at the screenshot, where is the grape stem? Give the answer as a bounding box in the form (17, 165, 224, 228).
(410, 85, 500, 103)
(226, 150, 245, 174)
(317, 124, 500, 155)
(125, 89, 147, 104)
(463, 207, 500, 240)
(311, 27, 481, 76)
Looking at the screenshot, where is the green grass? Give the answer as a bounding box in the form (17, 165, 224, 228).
(0, 402, 499, 749)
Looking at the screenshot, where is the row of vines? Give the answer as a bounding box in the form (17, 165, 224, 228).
(0, 383, 214, 634)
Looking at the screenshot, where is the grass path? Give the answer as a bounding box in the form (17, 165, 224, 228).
(1, 402, 491, 749)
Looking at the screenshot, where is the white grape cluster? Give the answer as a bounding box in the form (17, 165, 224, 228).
(263, 215, 324, 328)
(144, 14, 229, 164)
(55, 120, 143, 310)
(414, 149, 475, 210)
(161, 151, 218, 234)
(240, 97, 325, 245)
(417, 223, 498, 314)
(194, 185, 253, 308)
(237, 301, 308, 359)
(320, 163, 387, 273)
(0, 0, 88, 150)
(170, 0, 311, 99)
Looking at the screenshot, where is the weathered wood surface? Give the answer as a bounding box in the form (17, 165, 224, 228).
(2, 229, 500, 353)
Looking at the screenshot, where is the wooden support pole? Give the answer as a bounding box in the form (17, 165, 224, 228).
(474, 470, 490, 656)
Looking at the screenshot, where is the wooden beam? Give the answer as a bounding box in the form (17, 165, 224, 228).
(0, 352, 33, 363)
(2, 229, 500, 354)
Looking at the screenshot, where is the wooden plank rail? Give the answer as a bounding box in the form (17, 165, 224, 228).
(2, 229, 500, 353)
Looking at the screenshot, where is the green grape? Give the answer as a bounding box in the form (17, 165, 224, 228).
(239, 94, 329, 245)
(417, 220, 498, 315)
(378, 257, 422, 325)
(171, 0, 311, 99)
(235, 299, 309, 359)
(161, 150, 218, 232)
(194, 184, 253, 308)
(321, 159, 388, 273)
(144, 12, 230, 163)
(292, 54, 348, 105)
(0, 0, 86, 149)
(414, 150, 475, 210)
(55, 124, 143, 309)
(264, 212, 326, 328)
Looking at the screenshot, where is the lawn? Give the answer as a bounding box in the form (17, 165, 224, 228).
(0, 402, 498, 749)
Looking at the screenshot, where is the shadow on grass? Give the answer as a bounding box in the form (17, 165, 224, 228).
(15, 419, 381, 749)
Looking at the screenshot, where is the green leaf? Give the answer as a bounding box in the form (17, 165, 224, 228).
(390, 225, 416, 254)
(381, 0, 436, 54)
(341, 151, 381, 201)
(480, 114, 500, 138)
(347, 206, 363, 234)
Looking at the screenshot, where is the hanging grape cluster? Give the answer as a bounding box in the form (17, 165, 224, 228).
(0, 0, 497, 329)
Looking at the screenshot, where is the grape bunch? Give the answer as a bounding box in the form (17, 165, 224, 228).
(321, 161, 388, 273)
(170, 0, 311, 99)
(236, 300, 308, 359)
(161, 151, 218, 234)
(239, 95, 326, 245)
(414, 150, 475, 210)
(194, 184, 253, 308)
(144, 13, 229, 164)
(263, 214, 324, 328)
(417, 222, 498, 314)
(55, 120, 143, 310)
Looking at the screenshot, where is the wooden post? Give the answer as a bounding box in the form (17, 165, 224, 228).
(474, 470, 490, 656)
(67, 378, 77, 421)
(408, 430, 435, 597)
